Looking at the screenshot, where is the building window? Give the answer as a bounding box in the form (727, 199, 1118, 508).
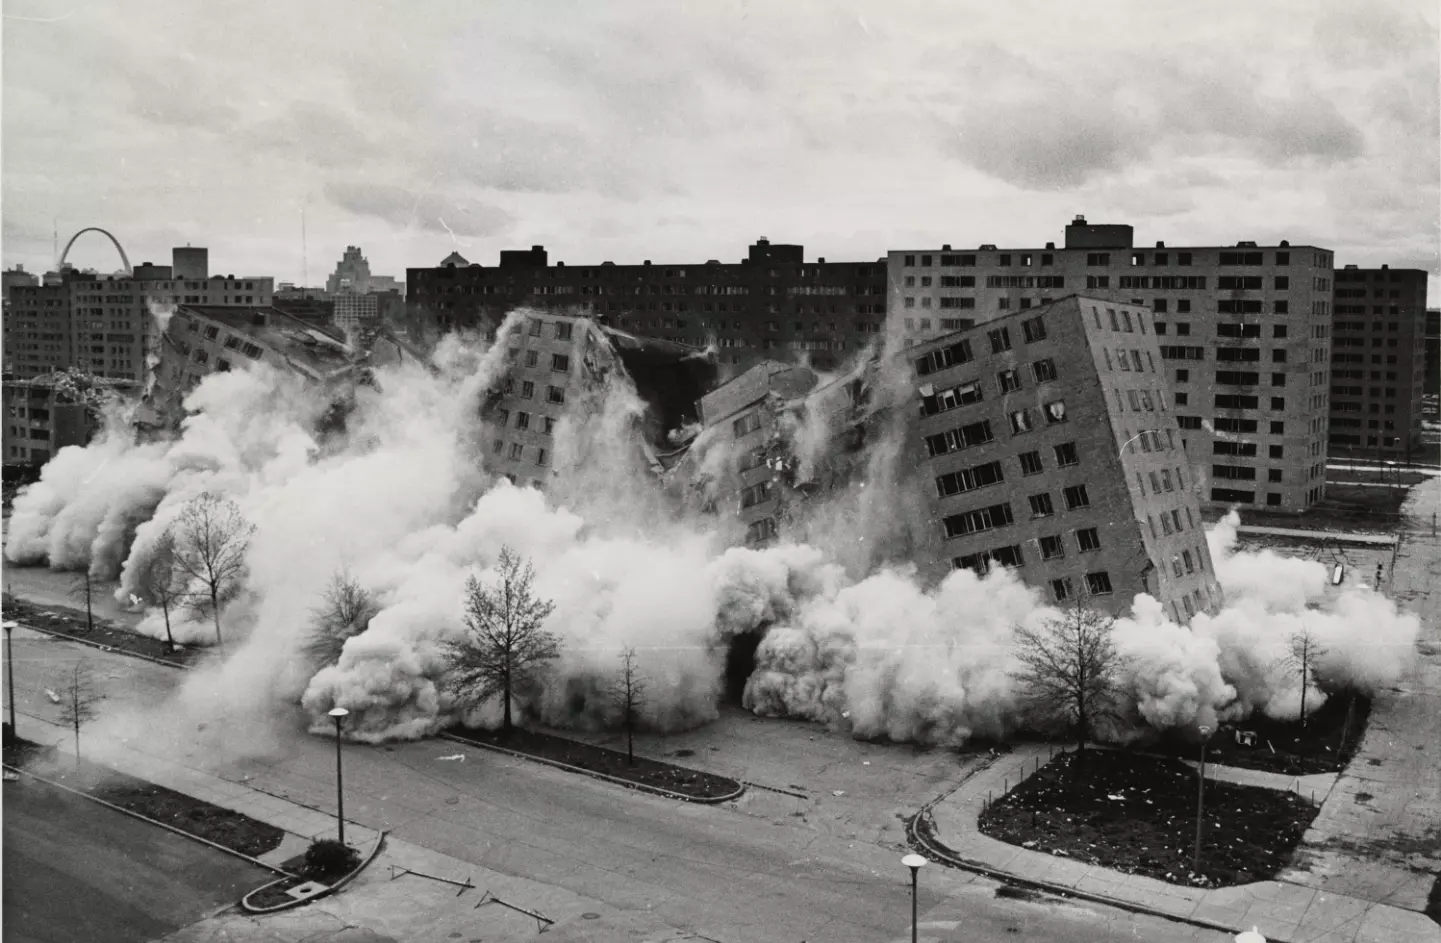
(509, 443, 524, 460)
(1076, 528, 1101, 552)
(1063, 484, 1090, 509)
(1028, 493, 1054, 517)
(747, 517, 778, 544)
(988, 327, 1012, 353)
(1019, 451, 1043, 475)
(998, 370, 1021, 393)
(942, 502, 1015, 539)
(1053, 442, 1079, 466)
(543, 416, 557, 434)
(536, 448, 549, 466)
(1043, 400, 1067, 424)
(555, 321, 573, 340)
(1040, 535, 1065, 560)
(547, 385, 566, 405)
(515, 411, 530, 430)
(520, 380, 535, 399)
(552, 353, 571, 372)
(1085, 571, 1113, 595)
(529, 319, 544, 336)
(1009, 409, 1034, 434)
(935, 460, 1005, 498)
(1051, 577, 1073, 602)
(741, 480, 774, 508)
(1032, 358, 1057, 382)
(525, 350, 539, 367)
(1021, 316, 1046, 343)
(733, 412, 762, 437)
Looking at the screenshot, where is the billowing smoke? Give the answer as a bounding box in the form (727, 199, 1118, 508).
(3, 317, 1420, 753)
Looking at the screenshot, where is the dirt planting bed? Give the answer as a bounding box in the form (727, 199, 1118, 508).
(0, 595, 198, 667)
(1151, 693, 1370, 776)
(5, 738, 282, 857)
(447, 726, 742, 800)
(979, 750, 1319, 888)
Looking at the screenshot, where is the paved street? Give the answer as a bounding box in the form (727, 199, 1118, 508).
(2, 775, 270, 943)
(1, 618, 1232, 942)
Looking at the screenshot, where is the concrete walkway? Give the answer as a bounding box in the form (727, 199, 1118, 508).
(11, 713, 690, 943)
(1235, 525, 1398, 546)
(1278, 476, 1441, 913)
(922, 744, 1441, 943)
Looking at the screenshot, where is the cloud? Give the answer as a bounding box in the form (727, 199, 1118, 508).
(323, 180, 513, 238)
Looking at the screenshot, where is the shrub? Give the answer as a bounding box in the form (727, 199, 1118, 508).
(303, 839, 359, 881)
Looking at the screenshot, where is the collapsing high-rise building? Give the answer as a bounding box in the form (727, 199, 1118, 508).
(669, 295, 1222, 622)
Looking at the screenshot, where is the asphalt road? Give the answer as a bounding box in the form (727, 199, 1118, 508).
(2, 775, 270, 943)
(0, 566, 1232, 943)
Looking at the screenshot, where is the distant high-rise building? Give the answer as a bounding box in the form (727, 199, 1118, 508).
(406, 240, 888, 377)
(172, 247, 209, 280)
(888, 218, 1336, 512)
(3, 264, 39, 303)
(4, 265, 273, 384)
(327, 246, 372, 296)
(1329, 266, 1429, 458)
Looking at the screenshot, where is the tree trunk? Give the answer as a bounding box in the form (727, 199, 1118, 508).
(210, 586, 223, 651)
(161, 600, 175, 653)
(73, 722, 81, 765)
(626, 712, 635, 765)
(84, 572, 94, 633)
(1299, 656, 1308, 728)
(501, 662, 513, 737)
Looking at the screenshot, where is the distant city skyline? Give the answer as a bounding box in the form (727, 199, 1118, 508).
(3, 0, 1437, 295)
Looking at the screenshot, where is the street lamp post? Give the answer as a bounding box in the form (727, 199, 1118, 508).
(902, 853, 926, 943)
(328, 707, 349, 847)
(1194, 725, 1212, 874)
(3, 621, 17, 742)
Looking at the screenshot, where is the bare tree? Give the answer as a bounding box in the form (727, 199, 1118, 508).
(137, 528, 185, 653)
(305, 568, 379, 669)
(1013, 604, 1127, 767)
(441, 546, 559, 737)
(68, 570, 96, 634)
(1281, 625, 1328, 728)
(57, 660, 105, 763)
(172, 493, 255, 651)
(611, 647, 647, 765)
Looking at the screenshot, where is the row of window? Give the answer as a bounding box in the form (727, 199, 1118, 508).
(493, 408, 558, 434)
(490, 438, 550, 466)
(903, 249, 1305, 270)
(505, 349, 571, 372)
(500, 378, 568, 404)
(942, 485, 1091, 540)
(921, 359, 1058, 416)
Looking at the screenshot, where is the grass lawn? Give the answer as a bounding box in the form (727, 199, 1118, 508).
(0, 595, 199, 667)
(1149, 692, 1370, 777)
(4, 738, 282, 857)
(979, 750, 1318, 888)
(446, 725, 742, 800)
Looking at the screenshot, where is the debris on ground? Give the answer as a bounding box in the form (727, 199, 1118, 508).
(437, 754, 466, 762)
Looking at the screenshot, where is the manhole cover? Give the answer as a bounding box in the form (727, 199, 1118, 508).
(582, 913, 601, 920)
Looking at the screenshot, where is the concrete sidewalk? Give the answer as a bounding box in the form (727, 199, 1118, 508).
(1278, 477, 1441, 913)
(920, 744, 1441, 943)
(1235, 525, 1398, 545)
(11, 713, 691, 942)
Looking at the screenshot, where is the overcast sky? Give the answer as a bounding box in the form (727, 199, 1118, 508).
(3, 0, 1437, 296)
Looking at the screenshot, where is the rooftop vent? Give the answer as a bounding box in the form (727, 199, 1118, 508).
(818, 257, 826, 263)
(1280, 240, 1290, 247)
(1156, 241, 1166, 248)
(942, 244, 952, 251)
(1344, 264, 1358, 270)
(1045, 242, 1056, 249)
(979, 244, 997, 250)
(1073, 215, 1087, 225)
(644, 260, 652, 266)
(1237, 241, 1257, 247)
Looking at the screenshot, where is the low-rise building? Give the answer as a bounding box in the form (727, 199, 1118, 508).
(2, 370, 135, 466)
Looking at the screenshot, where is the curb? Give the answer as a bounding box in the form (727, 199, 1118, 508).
(903, 809, 1267, 942)
(4, 618, 191, 670)
(438, 732, 746, 805)
(240, 830, 388, 914)
(1, 760, 295, 878)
